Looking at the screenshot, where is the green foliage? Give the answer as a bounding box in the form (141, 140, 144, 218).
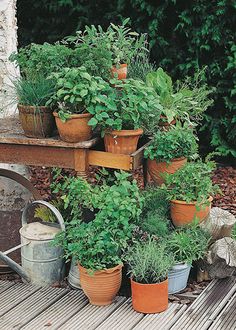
(167, 225, 211, 264)
(88, 78, 162, 134)
(10, 43, 75, 79)
(128, 52, 156, 81)
(164, 160, 219, 205)
(232, 224, 236, 240)
(127, 239, 174, 284)
(141, 212, 171, 238)
(144, 125, 199, 162)
(47, 66, 111, 121)
(141, 186, 170, 219)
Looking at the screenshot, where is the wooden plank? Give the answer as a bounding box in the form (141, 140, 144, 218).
(170, 278, 236, 330)
(131, 141, 150, 170)
(133, 303, 187, 330)
(0, 281, 15, 294)
(95, 298, 144, 330)
(88, 150, 132, 170)
(0, 286, 67, 330)
(0, 144, 75, 169)
(60, 296, 126, 330)
(21, 290, 88, 330)
(209, 291, 236, 330)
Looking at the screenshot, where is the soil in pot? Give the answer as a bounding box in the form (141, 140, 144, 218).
(53, 112, 92, 143)
(131, 278, 168, 313)
(171, 197, 213, 227)
(111, 64, 127, 80)
(18, 105, 55, 138)
(104, 129, 143, 155)
(78, 264, 123, 306)
(168, 264, 191, 294)
(147, 157, 187, 185)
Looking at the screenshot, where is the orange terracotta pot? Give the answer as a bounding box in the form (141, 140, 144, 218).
(111, 64, 128, 80)
(170, 197, 213, 227)
(18, 104, 55, 138)
(78, 264, 123, 306)
(131, 278, 168, 313)
(147, 157, 187, 185)
(53, 112, 92, 143)
(104, 129, 143, 154)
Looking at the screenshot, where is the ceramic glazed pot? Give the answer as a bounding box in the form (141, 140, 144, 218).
(147, 157, 187, 185)
(18, 105, 55, 138)
(168, 264, 191, 294)
(53, 112, 92, 143)
(104, 129, 143, 155)
(111, 64, 127, 80)
(170, 197, 213, 227)
(131, 278, 168, 313)
(78, 264, 123, 306)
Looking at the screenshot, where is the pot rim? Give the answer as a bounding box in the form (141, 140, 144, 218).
(18, 104, 50, 110)
(78, 263, 123, 275)
(53, 111, 92, 119)
(171, 196, 213, 206)
(131, 277, 168, 287)
(111, 63, 128, 69)
(170, 263, 192, 271)
(105, 128, 143, 136)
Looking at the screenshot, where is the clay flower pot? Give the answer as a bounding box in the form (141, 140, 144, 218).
(78, 264, 123, 306)
(170, 197, 213, 227)
(18, 104, 55, 138)
(111, 64, 128, 80)
(53, 112, 92, 143)
(147, 157, 187, 185)
(131, 278, 168, 313)
(104, 129, 143, 155)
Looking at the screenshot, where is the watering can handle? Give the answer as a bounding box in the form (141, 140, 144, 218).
(22, 200, 65, 231)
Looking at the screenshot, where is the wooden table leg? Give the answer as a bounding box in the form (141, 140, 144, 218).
(74, 149, 88, 179)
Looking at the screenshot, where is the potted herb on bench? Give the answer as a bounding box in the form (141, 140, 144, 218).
(144, 125, 198, 185)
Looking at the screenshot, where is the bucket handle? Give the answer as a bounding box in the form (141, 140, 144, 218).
(22, 200, 65, 231)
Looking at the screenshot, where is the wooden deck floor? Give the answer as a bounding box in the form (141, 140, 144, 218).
(0, 277, 235, 330)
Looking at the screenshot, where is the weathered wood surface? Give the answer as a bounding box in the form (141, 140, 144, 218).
(0, 278, 235, 329)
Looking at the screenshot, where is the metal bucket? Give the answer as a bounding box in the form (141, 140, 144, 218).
(68, 258, 81, 289)
(168, 263, 191, 294)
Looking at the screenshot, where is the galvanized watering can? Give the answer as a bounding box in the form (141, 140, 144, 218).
(0, 200, 65, 286)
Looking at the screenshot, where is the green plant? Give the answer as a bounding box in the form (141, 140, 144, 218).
(88, 78, 163, 135)
(144, 125, 199, 162)
(141, 211, 171, 238)
(141, 186, 170, 218)
(127, 239, 174, 284)
(167, 225, 211, 264)
(164, 160, 220, 205)
(47, 66, 111, 121)
(128, 52, 156, 81)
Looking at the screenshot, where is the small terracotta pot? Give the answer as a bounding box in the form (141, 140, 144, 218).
(78, 264, 123, 306)
(104, 129, 143, 155)
(53, 112, 92, 143)
(147, 157, 187, 185)
(18, 104, 55, 138)
(111, 64, 128, 80)
(170, 197, 213, 227)
(131, 278, 168, 313)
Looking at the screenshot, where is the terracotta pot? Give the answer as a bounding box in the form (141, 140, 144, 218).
(53, 112, 92, 143)
(78, 264, 123, 306)
(170, 197, 213, 227)
(131, 278, 168, 313)
(147, 157, 187, 185)
(111, 64, 127, 80)
(104, 129, 143, 155)
(18, 105, 55, 138)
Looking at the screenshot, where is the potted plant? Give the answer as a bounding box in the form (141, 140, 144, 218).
(47, 66, 111, 142)
(127, 239, 174, 313)
(164, 160, 220, 226)
(146, 68, 213, 128)
(10, 75, 55, 138)
(88, 78, 163, 154)
(144, 125, 198, 185)
(167, 225, 210, 294)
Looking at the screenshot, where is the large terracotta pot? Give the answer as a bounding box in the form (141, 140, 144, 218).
(104, 129, 143, 155)
(131, 278, 168, 313)
(78, 264, 123, 306)
(170, 197, 213, 227)
(18, 105, 55, 138)
(147, 157, 187, 185)
(53, 112, 92, 143)
(111, 64, 127, 80)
